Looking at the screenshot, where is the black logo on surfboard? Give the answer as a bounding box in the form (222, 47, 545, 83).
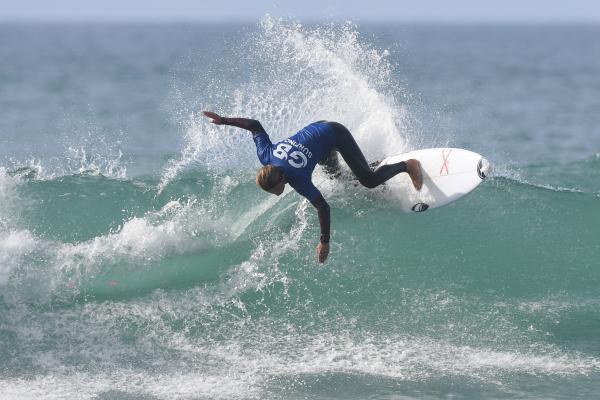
(477, 158, 489, 179)
(411, 203, 429, 212)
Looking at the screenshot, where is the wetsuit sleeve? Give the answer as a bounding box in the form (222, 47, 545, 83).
(310, 195, 331, 244)
(220, 117, 271, 165)
(288, 178, 330, 244)
(288, 177, 321, 203)
(221, 117, 266, 134)
(253, 132, 272, 166)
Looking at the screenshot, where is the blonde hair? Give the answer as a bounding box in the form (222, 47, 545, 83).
(256, 165, 282, 191)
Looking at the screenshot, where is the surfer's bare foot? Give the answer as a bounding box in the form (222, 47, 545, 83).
(406, 159, 423, 191)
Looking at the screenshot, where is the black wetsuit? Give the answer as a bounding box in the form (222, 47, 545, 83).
(319, 121, 407, 188)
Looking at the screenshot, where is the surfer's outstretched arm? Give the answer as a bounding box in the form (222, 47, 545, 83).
(203, 111, 266, 134)
(311, 195, 330, 263)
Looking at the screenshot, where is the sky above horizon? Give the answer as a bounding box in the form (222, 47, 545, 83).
(1, 0, 600, 22)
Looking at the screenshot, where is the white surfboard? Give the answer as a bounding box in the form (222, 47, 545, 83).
(379, 148, 491, 212)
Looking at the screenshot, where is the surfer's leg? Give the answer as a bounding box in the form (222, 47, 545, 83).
(327, 122, 408, 188)
(318, 150, 341, 177)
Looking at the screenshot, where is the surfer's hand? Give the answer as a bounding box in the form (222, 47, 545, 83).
(317, 242, 329, 263)
(203, 111, 223, 125)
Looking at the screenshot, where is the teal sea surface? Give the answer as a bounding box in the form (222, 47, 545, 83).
(1, 18, 599, 399)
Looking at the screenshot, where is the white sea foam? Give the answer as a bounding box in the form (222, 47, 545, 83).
(0, 195, 230, 293)
(220, 198, 309, 300)
(3, 225, 598, 398)
(0, 167, 21, 228)
(0, 169, 31, 286)
(59, 116, 129, 179)
(64, 144, 127, 179)
(0, 230, 37, 286)
(2, 326, 598, 400)
(240, 332, 600, 382)
(1, 371, 261, 400)
(50, 198, 227, 285)
(4, 129, 127, 181)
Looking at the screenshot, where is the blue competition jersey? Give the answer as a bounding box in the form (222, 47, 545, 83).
(253, 122, 336, 202)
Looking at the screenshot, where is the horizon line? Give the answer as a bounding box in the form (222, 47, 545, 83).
(2, 16, 600, 25)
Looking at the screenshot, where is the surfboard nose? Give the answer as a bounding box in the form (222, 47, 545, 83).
(477, 157, 491, 179)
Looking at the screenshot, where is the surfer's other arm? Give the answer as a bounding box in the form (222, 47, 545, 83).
(311, 195, 330, 263)
(203, 111, 266, 134)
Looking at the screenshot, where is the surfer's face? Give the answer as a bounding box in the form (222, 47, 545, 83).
(266, 179, 285, 196)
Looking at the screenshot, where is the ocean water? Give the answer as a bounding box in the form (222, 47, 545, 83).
(1, 17, 600, 399)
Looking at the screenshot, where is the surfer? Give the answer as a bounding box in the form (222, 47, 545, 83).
(203, 111, 422, 263)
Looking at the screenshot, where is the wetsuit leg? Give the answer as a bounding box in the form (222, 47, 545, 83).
(326, 121, 407, 189)
(318, 150, 341, 177)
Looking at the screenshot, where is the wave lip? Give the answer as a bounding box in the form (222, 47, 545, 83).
(159, 15, 412, 191)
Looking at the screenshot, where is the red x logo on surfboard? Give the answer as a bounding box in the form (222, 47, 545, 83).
(440, 149, 452, 175)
